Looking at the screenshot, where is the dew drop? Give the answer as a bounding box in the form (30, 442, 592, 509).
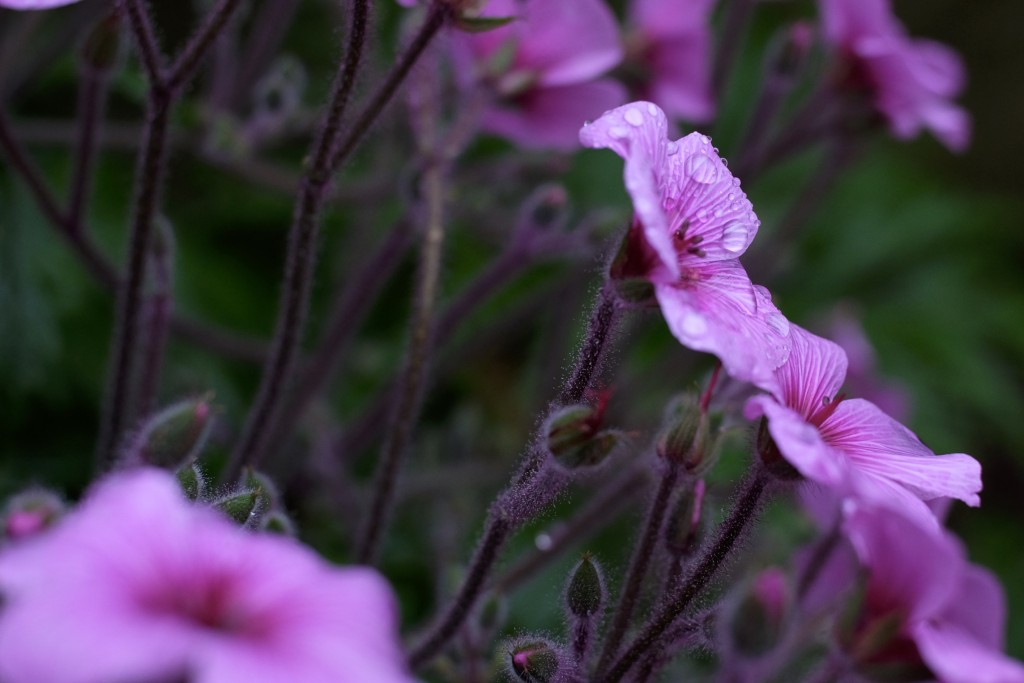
(647, 102, 659, 115)
(721, 222, 747, 253)
(609, 126, 628, 139)
(624, 108, 644, 126)
(714, 208, 723, 218)
(666, 141, 679, 156)
(685, 154, 719, 184)
(535, 533, 553, 551)
(766, 311, 790, 335)
(696, 208, 708, 220)
(727, 193, 734, 201)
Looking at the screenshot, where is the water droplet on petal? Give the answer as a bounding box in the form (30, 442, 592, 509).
(666, 141, 679, 156)
(624, 108, 644, 126)
(610, 126, 628, 139)
(647, 102, 659, 115)
(721, 222, 747, 253)
(685, 154, 719, 184)
(696, 208, 708, 220)
(766, 311, 789, 335)
(714, 208, 723, 218)
(727, 193, 734, 201)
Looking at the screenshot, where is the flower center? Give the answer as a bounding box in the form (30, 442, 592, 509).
(141, 570, 257, 636)
(809, 393, 845, 428)
(672, 220, 706, 259)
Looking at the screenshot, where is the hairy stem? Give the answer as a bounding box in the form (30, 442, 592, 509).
(68, 65, 111, 231)
(167, 0, 246, 92)
(135, 221, 174, 418)
(597, 463, 681, 671)
(327, 1, 450, 172)
(357, 147, 450, 565)
(123, 0, 165, 85)
(601, 470, 769, 683)
(407, 286, 625, 670)
(96, 87, 172, 467)
(226, 0, 371, 479)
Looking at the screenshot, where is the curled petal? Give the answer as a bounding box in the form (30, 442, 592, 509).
(912, 621, 1024, 683)
(822, 398, 982, 507)
(744, 396, 850, 487)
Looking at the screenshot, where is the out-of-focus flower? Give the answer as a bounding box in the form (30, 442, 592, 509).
(0, 468, 413, 683)
(580, 101, 790, 391)
(458, 0, 626, 150)
(622, 0, 716, 122)
(745, 325, 980, 530)
(1, 489, 65, 543)
(822, 306, 909, 422)
(842, 504, 1024, 683)
(0, 0, 80, 9)
(818, 0, 971, 151)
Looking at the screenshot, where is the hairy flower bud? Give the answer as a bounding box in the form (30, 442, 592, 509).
(213, 490, 261, 527)
(2, 489, 64, 542)
(657, 393, 715, 473)
(665, 479, 705, 557)
(725, 568, 790, 658)
(565, 553, 605, 619)
(79, 11, 123, 74)
(126, 395, 215, 470)
(545, 397, 620, 470)
(175, 463, 206, 501)
(508, 639, 560, 683)
(608, 221, 656, 305)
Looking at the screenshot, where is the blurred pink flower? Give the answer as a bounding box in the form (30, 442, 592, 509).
(819, 0, 971, 151)
(624, 0, 716, 122)
(823, 306, 909, 422)
(580, 101, 790, 391)
(458, 0, 626, 150)
(745, 325, 980, 530)
(844, 504, 1024, 683)
(0, 468, 412, 683)
(0, 0, 80, 8)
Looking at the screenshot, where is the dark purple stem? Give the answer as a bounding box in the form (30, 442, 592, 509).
(225, 0, 372, 479)
(711, 0, 757, 100)
(68, 66, 111, 231)
(327, 1, 450, 172)
(123, 0, 165, 85)
(265, 217, 415, 453)
(135, 222, 174, 418)
(166, 0, 246, 92)
(596, 463, 680, 671)
(600, 470, 769, 683)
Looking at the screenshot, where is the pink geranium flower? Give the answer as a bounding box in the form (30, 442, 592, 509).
(458, 0, 626, 150)
(624, 0, 716, 122)
(744, 325, 980, 529)
(843, 504, 1024, 683)
(580, 101, 790, 391)
(0, 0, 79, 8)
(819, 0, 971, 151)
(0, 468, 413, 683)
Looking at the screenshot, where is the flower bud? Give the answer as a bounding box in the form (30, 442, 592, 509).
(545, 399, 620, 470)
(665, 479, 705, 557)
(260, 510, 296, 536)
(2, 489, 64, 542)
(127, 395, 215, 469)
(175, 463, 206, 501)
(726, 568, 790, 658)
(657, 394, 717, 473)
(507, 639, 560, 683)
(213, 490, 261, 527)
(79, 11, 124, 74)
(565, 553, 605, 619)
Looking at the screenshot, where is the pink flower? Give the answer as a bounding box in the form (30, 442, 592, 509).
(823, 306, 909, 422)
(843, 504, 1024, 683)
(458, 0, 626, 150)
(0, 0, 80, 8)
(0, 468, 413, 683)
(624, 0, 715, 122)
(819, 0, 971, 151)
(580, 101, 790, 391)
(744, 325, 980, 530)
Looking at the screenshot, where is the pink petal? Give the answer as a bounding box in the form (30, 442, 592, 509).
(819, 0, 900, 46)
(512, 0, 624, 86)
(913, 621, 1024, 683)
(485, 79, 627, 151)
(630, 0, 716, 38)
(843, 503, 962, 623)
(656, 260, 789, 390)
(772, 325, 848, 419)
(939, 565, 1009, 650)
(744, 396, 851, 487)
(822, 398, 982, 507)
(0, 0, 80, 8)
(580, 101, 679, 276)
(643, 37, 716, 122)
